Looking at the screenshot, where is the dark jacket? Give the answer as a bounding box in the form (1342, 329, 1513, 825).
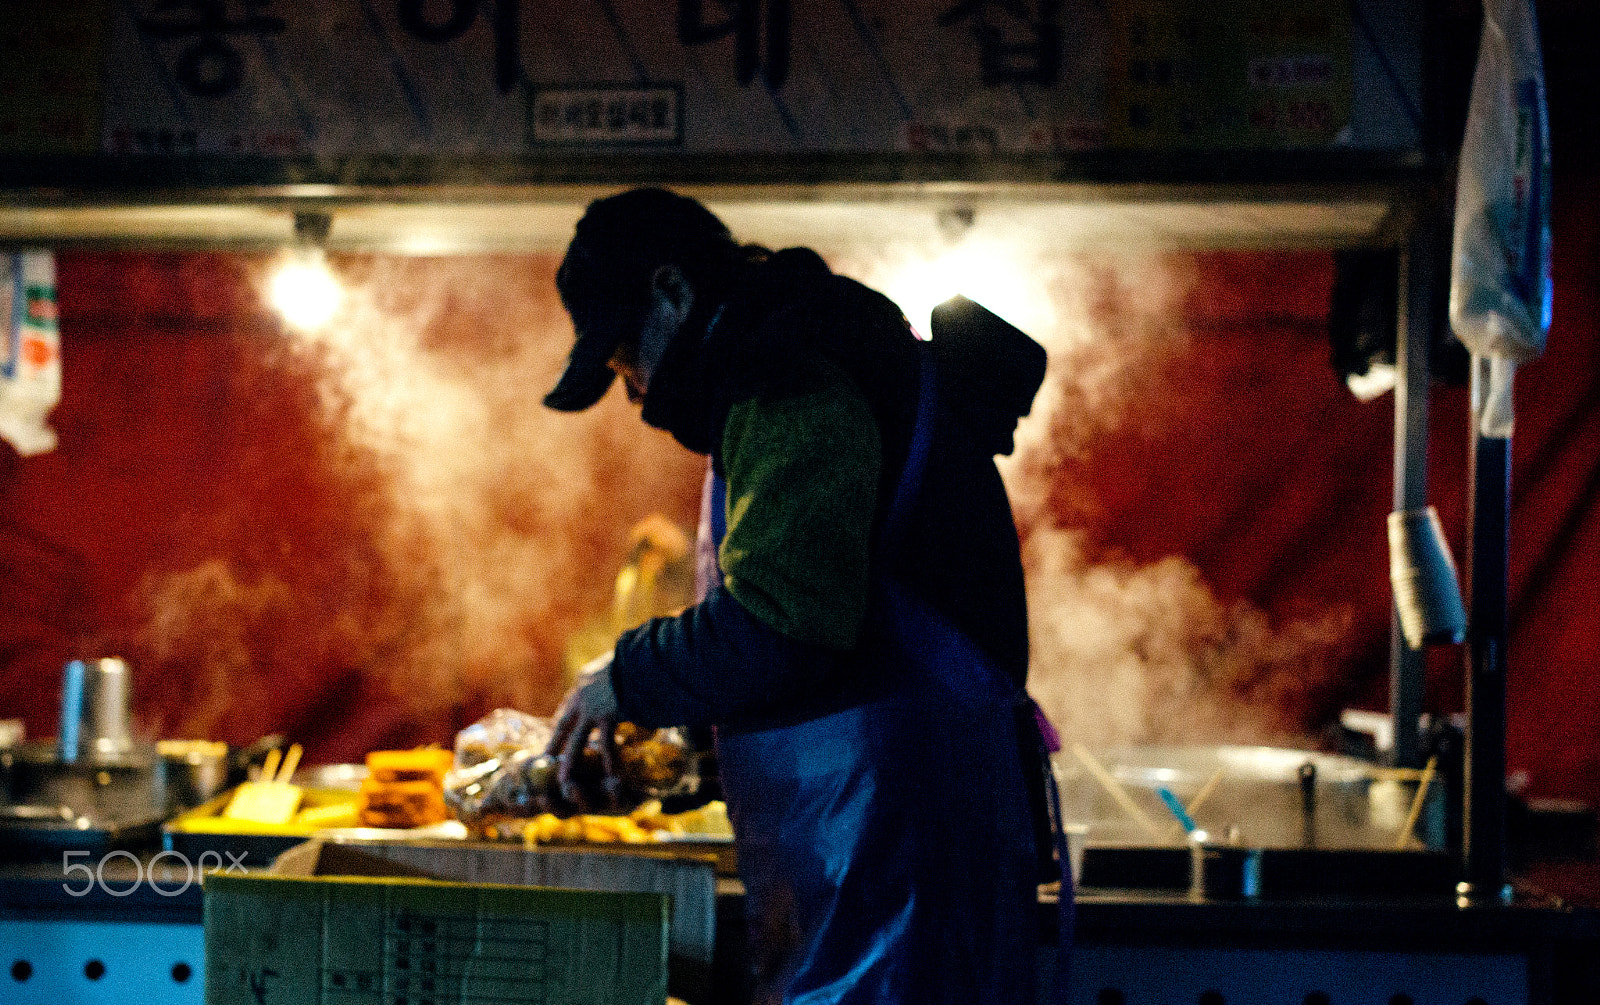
(611, 251, 1033, 732)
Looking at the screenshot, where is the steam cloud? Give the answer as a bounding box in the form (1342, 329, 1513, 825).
(1023, 527, 1354, 749)
(130, 245, 1356, 754)
(133, 255, 705, 748)
(844, 244, 1358, 749)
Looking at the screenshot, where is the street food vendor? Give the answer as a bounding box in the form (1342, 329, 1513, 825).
(543, 187, 1060, 1004)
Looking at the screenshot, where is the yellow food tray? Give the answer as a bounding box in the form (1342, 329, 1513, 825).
(166, 785, 361, 836)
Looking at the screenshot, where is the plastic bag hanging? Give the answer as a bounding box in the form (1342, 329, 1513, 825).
(0, 250, 61, 456)
(1448, 0, 1552, 368)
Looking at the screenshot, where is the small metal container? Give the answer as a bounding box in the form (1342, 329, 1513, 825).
(158, 740, 231, 812)
(59, 657, 136, 763)
(8, 741, 165, 822)
(1188, 835, 1263, 900)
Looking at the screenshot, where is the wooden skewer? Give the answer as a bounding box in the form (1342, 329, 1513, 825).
(1395, 755, 1439, 850)
(277, 743, 304, 784)
(260, 747, 282, 782)
(1071, 743, 1163, 840)
(1186, 767, 1227, 820)
(1371, 766, 1430, 782)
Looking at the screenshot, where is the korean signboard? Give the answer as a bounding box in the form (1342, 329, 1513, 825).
(1, 0, 1389, 160)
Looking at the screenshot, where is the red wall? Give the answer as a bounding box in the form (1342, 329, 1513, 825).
(0, 252, 709, 763)
(1, 178, 1596, 803)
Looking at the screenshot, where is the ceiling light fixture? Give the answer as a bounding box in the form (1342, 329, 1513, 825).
(268, 211, 342, 331)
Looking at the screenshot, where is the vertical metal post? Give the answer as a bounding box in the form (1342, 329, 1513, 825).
(1389, 217, 1438, 770)
(1460, 354, 1512, 903)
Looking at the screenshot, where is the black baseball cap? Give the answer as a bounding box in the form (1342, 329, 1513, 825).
(545, 188, 736, 411)
(542, 299, 638, 411)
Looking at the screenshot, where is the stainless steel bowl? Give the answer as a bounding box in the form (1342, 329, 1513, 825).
(290, 762, 369, 791)
(157, 740, 230, 812)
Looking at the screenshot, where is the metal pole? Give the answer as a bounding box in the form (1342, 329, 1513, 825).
(1459, 354, 1512, 904)
(1389, 217, 1438, 771)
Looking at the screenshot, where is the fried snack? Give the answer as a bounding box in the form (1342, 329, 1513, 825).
(366, 748, 453, 785)
(616, 735, 690, 791)
(523, 812, 653, 845)
(359, 749, 452, 828)
(665, 800, 733, 838)
(522, 800, 731, 846)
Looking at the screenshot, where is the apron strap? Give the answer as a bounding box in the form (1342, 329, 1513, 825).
(882, 341, 1075, 1003)
(882, 342, 938, 550)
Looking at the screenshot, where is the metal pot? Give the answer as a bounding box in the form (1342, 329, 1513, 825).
(6, 740, 165, 822)
(0, 719, 20, 804)
(157, 740, 230, 812)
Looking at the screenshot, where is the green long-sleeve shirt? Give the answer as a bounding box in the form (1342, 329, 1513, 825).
(717, 360, 882, 650)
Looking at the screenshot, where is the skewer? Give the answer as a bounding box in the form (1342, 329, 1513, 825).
(1157, 787, 1199, 836)
(1370, 766, 1430, 782)
(1395, 755, 1439, 850)
(278, 743, 304, 784)
(1186, 767, 1226, 820)
(260, 746, 282, 782)
(1155, 768, 1226, 840)
(1071, 743, 1163, 840)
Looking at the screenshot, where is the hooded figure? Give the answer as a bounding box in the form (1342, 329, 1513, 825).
(544, 188, 1066, 1005)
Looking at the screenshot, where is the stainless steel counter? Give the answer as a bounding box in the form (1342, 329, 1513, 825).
(4, 848, 1598, 1005)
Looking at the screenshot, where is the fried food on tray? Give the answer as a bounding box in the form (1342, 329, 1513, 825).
(359, 748, 452, 828)
(366, 748, 454, 785)
(615, 734, 690, 790)
(522, 800, 731, 846)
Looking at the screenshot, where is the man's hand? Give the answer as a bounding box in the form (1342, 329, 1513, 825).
(546, 653, 622, 811)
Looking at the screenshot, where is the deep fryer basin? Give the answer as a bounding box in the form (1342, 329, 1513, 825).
(1054, 744, 1447, 851)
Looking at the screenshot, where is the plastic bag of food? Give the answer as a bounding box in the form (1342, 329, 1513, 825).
(443, 708, 700, 829)
(452, 707, 553, 769)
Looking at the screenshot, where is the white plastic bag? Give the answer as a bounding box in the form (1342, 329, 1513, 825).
(1449, 0, 1552, 369)
(0, 250, 61, 456)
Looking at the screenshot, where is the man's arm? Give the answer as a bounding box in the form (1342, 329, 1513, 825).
(611, 370, 881, 727)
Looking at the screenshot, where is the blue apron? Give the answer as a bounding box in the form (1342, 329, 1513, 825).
(702, 349, 1073, 1005)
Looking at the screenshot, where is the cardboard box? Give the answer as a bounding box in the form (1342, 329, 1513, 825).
(272, 839, 718, 970)
(204, 869, 670, 1005)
